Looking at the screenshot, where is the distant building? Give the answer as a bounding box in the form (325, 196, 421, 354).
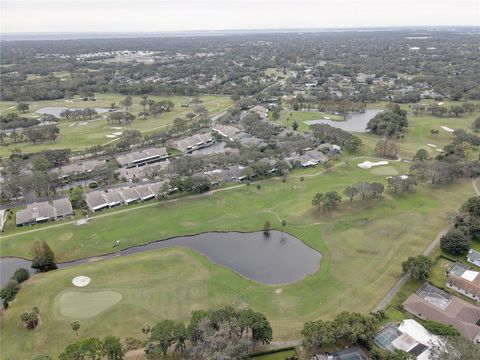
(85, 182, 167, 212)
(212, 124, 241, 141)
(467, 249, 480, 267)
(16, 198, 74, 226)
(55, 159, 105, 179)
(172, 132, 215, 153)
(403, 283, 480, 342)
(115, 147, 168, 168)
(312, 345, 369, 360)
(288, 149, 327, 168)
(446, 263, 480, 302)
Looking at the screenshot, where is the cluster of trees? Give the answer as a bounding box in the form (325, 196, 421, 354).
(312, 191, 342, 212)
(441, 197, 480, 255)
(367, 104, 408, 137)
(20, 306, 40, 330)
(386, 176, 417, 194)
(24, 124, 60, 144)
(0, 112, 39, 130)
(60, 108, 99, 120)
(56, 306, 272, 360)
(310, 123, 362, 152)
(169, 176, 211, 194)
(107, 111, 136, 125)
(59, 336, 125, 360)
(343, 182, 384, 202)
(0, 267, 29, 308)
(302, 311, 378, 350)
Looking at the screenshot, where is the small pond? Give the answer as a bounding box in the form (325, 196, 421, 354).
(304, 109, 383, 132)
(36, 107, 110, 117)
(0, 231, 321, 287)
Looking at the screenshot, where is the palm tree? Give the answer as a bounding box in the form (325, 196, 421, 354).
(70, 321, 80, 337)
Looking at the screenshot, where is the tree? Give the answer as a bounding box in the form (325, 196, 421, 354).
(31, 241, 56, 271)
(375, 139, 399, 159)
(455, 196, 480, 241)
(17, 102, 29, 113)
(473, 117, 480, 132)
(402, 255, 432, 280)
(414, 148, 429, 162)
(440, 229, 470, 255)
(71, 321, 80, 337)
(263, 221, 271, 234)
(120, 96, 133, 110)
(102, 336, 126, 360)
(344, 185, 359, 202)
(429, 336, 480, 360)
(302, 319, 336, 348)
(292, 120, 299, 131)
(249, 312, 273, 350)
(0, 279, 20, 306)
(12, 268, 30, 283)
(323, 191, 342, 211)
(142, 323, 151, 338)
(312, 192, 324, 211)
(69, 187, 86, 209)
(146, 320, 177, 359)
(59, 337, 103, 360)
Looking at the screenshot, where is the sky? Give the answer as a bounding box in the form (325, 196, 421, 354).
(1, 0, 479, 34)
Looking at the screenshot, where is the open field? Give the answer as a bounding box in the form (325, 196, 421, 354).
(0, 94, 234, 156)
(0, 156, 476, 358)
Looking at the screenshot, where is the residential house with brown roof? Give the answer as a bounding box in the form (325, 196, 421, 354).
(446, 263, 480, 302)
(403, 283, 480, 342)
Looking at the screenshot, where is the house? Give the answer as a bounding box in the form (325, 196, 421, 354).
(289, 149, 327, 168)
(251, 105, 268, 120)
(134, 185, 155, 201)
(52, 198, 74, 219)
(312, 346, 369, 360)
(232, 131, 265, 147)
(212, 124, 241, 141)
(446, 263, 480, 302)
(172, 133, 215, 153)
(85, 191, 109, 212)
(318, 143, 342, 155)
(103, 190, 123, 208)
(16, 198, 74, 226)
(117, 160, 170, 181)
(115, 147, 168, 168)
(374, 319, 441, 360)
(119, 187, 140, 205)
(403, 283, 480, 342)
(468, 249, 480, 267)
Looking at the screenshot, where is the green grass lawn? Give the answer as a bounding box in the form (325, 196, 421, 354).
(0, 94, 234, 157)
(275, 109, 343, 132)
(0, 156, 476, 358)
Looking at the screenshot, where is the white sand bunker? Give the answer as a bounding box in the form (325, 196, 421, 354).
(112, 131, 123, 136)
(72, 276, 91, 287)
(358, 160, 389, 169)
(79, 122, 88, 126)
(427, 143, 437, 148)
(105, 134, 116, 138)
(323, 116, 332, 120)
(110, 126, 123, 130)
(441, 126, 454, 132)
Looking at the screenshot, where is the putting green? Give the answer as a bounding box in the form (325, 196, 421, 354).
(370, 166, 399, 176)
(58, 290, 123, 319)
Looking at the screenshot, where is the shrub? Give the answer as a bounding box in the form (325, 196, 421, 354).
(12, 268, 30, 283)
(0, 279, 20, 303)
(423, 320, 460, 336)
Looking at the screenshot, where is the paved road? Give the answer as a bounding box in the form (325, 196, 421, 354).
(372, 177, 479, 312)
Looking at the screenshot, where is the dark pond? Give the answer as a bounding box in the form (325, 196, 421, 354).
(304, 109, 383, 132)
(36, 107, 110, 117)
(0, 231, 321, 287)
